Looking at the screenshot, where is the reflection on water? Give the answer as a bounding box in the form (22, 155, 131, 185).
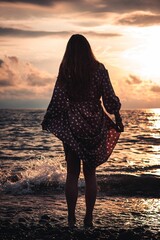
(103, 108, 160, 176)
(147, 108, 160, 130)
(96, 197, 160, 231)
(146, 109, 160, 161)
(0, 108, 160, 184)
(0, 194, 160, 232)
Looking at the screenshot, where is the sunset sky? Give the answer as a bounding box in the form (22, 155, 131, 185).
(0, 0, 160, 109)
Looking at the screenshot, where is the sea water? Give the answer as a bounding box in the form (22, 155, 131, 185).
(0, 108, 159, 194)
(0, 109, 160, 231)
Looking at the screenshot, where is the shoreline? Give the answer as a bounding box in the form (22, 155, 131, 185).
(0, 193, 160, 239)
(0, 219, 159, 240)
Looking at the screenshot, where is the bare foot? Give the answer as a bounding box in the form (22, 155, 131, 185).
(68, 216, 76, 228)
(84, 216, 93, 228)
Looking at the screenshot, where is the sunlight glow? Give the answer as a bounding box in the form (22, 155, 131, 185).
(146, 109, 160, 164)
(148, 109, 160, 130)
(121, 27, 160, 82)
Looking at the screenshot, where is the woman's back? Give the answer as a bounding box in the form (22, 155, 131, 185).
(42, 34, 123, 168)
(41, 34, 123, 228)
(58, 34, 99, 101)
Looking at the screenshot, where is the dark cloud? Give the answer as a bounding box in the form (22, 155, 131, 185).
(0, 5, 52, 20)
(0, 0, 160, 14)
(150, 85, 160, 92)
(8, 56, 18, 63)
(0, 0, 75, 8)
(0, 27, 70, 38)
(0, 59, 4, 67)
(3, 88, 36, 97)
(0, 27, 122, 38)
(117, 13, 160, 26)
(0, 98, 49, 108)
(0, 79, 14, 86)
(97, 0, 160, 14)
(126, 75, 142, 85)
(0, 0, 56, 6)
(84, 31, 121, 37)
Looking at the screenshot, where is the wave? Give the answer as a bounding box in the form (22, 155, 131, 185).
(97, 173, 160, 197)
(121, 136, 160, 145)
(103, 164, 160, 173)
(1, 158, 160, 197)
(1, 146, 50, 151)
(0, 158, 66, 195)
(137, 136, 160, 145)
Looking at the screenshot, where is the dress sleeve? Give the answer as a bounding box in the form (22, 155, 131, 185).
(42, 78, 69, 122)
(101, 65, 121, 114)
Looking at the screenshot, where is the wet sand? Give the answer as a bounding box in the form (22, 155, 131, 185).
(0, 193, 160, 240)
(1, 221, 159, 240)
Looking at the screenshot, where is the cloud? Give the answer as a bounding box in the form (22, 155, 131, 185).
(1, 0, 160, 14)
(96, 0, 160, 14)
(0, 27, 122, 38)
(0, 59, 18, 87)
(0, 0, 56, 6)
(8, 56, 18, 63)
(0, 4, 53, 20)
(26, 65, 53, 86)
(150, 85, 160, 92)
(73, 21, 105, 27)
(0, 79, 14, 86)
(3, 88, 36, 97)
(126, 75, 142, 85)
(83, 31, 121, 37)
(117, 12, 160, 26)
(0, 56, 54, 99)
(0, 27, 70, 38)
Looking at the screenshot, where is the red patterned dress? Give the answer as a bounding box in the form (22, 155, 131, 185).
(42, 64, 121, 168)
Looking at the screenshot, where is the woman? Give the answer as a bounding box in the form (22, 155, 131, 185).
(41, 34, 124, 228)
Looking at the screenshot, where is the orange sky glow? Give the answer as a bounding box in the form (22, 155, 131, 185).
(0, 0, 160, 109)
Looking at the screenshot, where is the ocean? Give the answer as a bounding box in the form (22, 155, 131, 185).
(0, 108, 160, 237)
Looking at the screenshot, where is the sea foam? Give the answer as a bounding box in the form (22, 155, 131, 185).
(1, 156, 66, 194)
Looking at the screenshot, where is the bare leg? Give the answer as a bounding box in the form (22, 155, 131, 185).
(83, 163, 97, 227)
(64, 144, 81, 227)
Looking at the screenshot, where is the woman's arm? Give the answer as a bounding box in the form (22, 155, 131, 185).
(101, 64, 124, 132)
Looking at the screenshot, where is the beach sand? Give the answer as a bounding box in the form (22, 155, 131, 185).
(0, 193, 160, 240)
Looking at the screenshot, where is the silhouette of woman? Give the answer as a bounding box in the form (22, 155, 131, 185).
(41, 34, 124, 228)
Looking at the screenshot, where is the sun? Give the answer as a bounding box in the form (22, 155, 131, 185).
(121, 26, 160, 83)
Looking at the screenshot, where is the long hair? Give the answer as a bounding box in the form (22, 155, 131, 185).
(58, 34, 99, 100)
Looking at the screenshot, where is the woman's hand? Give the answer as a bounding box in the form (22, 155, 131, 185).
(116, 121, 124, 132)
(115, 112, 124, 132)
(41, 119, 47, 131)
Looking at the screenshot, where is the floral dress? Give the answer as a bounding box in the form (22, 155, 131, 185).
(42, 64, 121, 168)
